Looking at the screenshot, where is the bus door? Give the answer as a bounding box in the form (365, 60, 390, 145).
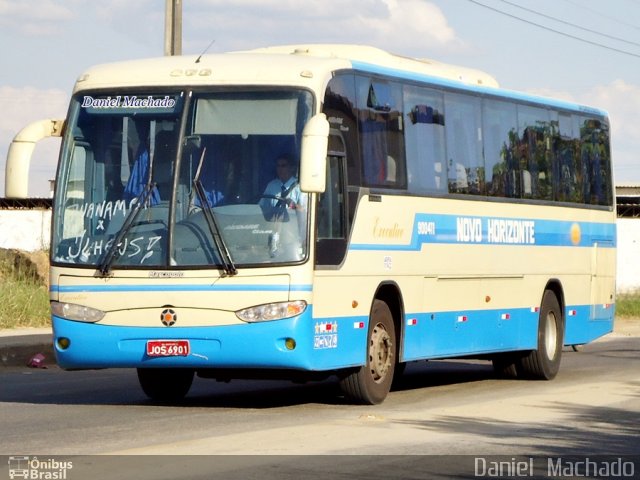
(315, 131, 348, 267)
(590, 239, 615, 322)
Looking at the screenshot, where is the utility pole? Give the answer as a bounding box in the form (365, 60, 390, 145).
(164, 0, 182, 56)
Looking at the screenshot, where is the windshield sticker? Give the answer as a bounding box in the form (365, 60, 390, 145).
(81, 95, 177, 109)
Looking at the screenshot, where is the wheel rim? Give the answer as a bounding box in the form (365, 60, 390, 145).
(544, 311, 558, 361)
(369, 322, 393, 383)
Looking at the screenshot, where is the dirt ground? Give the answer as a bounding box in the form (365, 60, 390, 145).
(614, 316, 640, 336)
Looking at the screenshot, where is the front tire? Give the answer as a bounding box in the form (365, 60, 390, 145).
(137, 368, 194, 401)
(339, 300, 396, 404)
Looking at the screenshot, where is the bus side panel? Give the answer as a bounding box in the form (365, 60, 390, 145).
(401, 306, 539, 361)
(564, 306, 614, 345)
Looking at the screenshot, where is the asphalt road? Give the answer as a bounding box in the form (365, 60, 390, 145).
(1, 332, 639, 479)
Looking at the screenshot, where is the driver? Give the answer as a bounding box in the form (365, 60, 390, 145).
(260, 154, 307, 212)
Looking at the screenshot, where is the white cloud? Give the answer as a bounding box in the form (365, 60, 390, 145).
(0, 0, 74, 36)
(188, 0, 462, 56)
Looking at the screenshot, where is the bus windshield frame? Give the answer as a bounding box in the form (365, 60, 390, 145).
(51, 87, 315, 271)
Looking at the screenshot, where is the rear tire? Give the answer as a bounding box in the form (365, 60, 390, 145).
(519, 290, 564, 380)
(339, 300, 396, 405)
(492, 353, 520, 379)
(137, 368, 194, 401)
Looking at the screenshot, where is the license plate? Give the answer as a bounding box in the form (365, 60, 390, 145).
(146, 340, 190, 357)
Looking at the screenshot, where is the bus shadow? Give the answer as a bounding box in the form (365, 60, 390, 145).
(149, 359, 499, 408)
(0, 359, 500, 409)
(392, 359, 496, 392)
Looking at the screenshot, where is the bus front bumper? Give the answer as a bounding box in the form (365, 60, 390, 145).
(51, 312, 367, 372)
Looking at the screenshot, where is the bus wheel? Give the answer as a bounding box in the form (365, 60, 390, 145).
(492, 354, 520, 379)
(137, 368, 194, 401)
(339, 300, 396, 404)
(519, 290, 564, 380)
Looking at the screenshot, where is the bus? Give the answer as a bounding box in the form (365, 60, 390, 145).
(5, 44, 616, 404)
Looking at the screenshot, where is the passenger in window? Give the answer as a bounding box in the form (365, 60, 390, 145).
(193, 186, 224, 209)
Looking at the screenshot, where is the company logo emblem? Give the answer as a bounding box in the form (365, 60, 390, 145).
(160, 308, 177, 326)
(570, 223, 581, 245)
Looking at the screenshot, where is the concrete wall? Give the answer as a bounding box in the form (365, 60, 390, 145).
(0, 210, 51, 252)
(0, 209, 638, 292)
(617, 218, 640, 293)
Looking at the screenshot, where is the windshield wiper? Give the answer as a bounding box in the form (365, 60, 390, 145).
(193, 148, 237, 276)
(98, 182, 157, 276)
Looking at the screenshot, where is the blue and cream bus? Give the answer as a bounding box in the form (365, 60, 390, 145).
(5, 44, 615, 404)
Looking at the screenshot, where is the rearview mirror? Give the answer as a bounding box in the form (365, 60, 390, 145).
(299, 113, 329, 193)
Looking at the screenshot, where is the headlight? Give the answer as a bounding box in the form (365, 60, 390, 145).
(51, 301, 105, 323)
(236, 300, 307, 323)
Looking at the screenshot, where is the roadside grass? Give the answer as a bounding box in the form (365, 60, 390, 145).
(0, 247, 639, 328)
(615, 292, 640, 319)
(0, 249, 51, 329)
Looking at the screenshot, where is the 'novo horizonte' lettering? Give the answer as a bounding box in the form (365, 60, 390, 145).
(456, 217, 535, 245)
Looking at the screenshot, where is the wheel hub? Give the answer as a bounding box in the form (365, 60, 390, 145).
(369, 323, 393, 382)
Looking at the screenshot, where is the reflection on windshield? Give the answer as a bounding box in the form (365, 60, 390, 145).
(52, 89, 313, 269)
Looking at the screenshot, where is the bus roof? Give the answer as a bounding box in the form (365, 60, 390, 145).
(72, 43, 498, 93)
(72, 44, 606, 117)
(241, 44, 500, 88)
(72, 51, 350, 93)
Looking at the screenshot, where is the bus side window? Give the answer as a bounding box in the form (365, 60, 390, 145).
(482, 99, 518, 198)
(444, 92, 483, 195)
(356, 76, 407, 190)
(403, 85, 446, 195)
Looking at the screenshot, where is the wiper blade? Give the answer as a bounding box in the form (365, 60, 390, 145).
(193, 179, 237, 276)
(98, 182, 157, 276)
(192, 148, 237, 276)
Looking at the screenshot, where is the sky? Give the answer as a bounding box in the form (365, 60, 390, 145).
(1, 0, 639, 197)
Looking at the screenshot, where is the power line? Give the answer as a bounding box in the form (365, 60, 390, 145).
(496, 0, 640, 48)
(561, 0, 640, 32)
(466, 0, 640, 59)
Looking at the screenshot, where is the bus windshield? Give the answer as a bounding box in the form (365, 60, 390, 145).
(52, 89, 314, 270)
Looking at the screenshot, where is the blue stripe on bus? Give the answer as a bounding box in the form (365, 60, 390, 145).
(350, 213, 616, 251)
(401, 304, 614, 361)
(51, 300, 613, 370)
(350, 60, 608, 117)
(51, 283, 313, 294)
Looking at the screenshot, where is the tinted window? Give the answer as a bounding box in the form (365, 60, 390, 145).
(403, 85, 446, 194)
(355, 76, 407, 189)
(444, 93, 483, 194)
